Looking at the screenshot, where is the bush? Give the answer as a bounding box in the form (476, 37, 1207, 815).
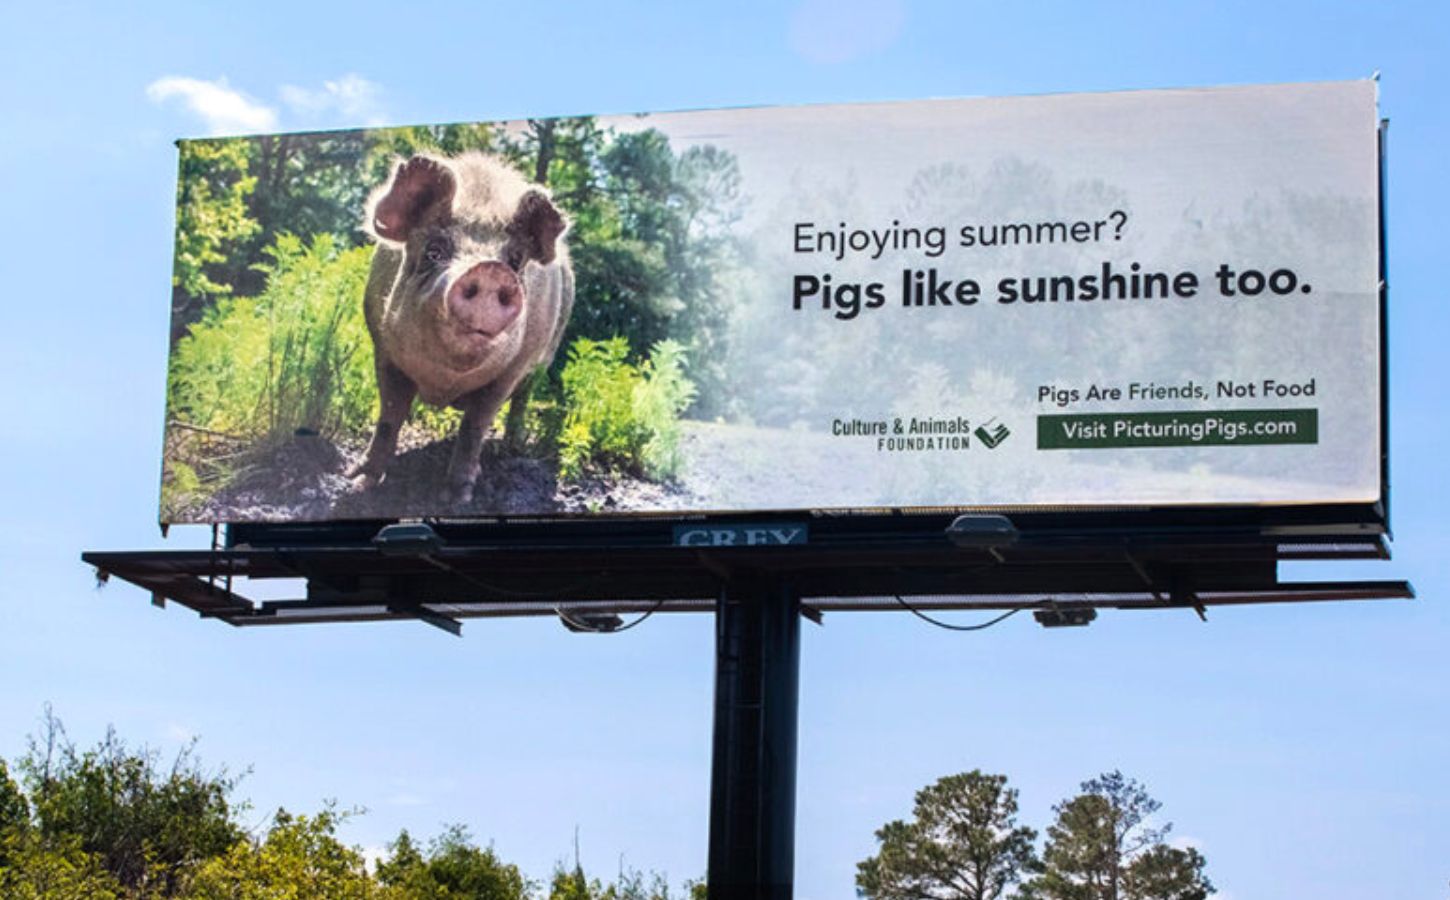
(3, 714, 703, 898)
(0, 832, 123, 900)
(376, 825, 530, 899)
(166, 232, 377, 444)
(183, 808, 378, 900)
(13, 713, 244, 896)
(557, 337, 696, 481)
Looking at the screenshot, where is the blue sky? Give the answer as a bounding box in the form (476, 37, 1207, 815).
(1, 2, 1447, 897)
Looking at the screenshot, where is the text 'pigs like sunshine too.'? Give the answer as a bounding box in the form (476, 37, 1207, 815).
(789, 262, 1313, 321)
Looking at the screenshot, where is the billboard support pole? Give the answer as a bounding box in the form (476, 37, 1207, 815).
(708, 575, 801, 899)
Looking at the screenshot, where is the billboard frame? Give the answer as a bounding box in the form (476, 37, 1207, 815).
(157, 83, 1393, 537)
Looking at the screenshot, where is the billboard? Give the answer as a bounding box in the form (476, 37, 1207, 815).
(160, 80, 1384, 524)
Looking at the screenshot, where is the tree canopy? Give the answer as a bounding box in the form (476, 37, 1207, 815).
(859, 770, 1215, 900)
(856, 770, 1038, 900)
(0, 712, 701, 899)
(1023, 770, 1212, 900)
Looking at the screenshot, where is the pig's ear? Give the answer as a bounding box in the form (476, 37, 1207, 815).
(369, 156, 456, 242)
(505, 191, 567, 266)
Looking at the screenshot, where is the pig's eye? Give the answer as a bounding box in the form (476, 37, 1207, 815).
(423, 238, 451, 264)
(504, 247, 525, 271)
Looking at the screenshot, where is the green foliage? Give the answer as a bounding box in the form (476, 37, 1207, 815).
(0, 831, 124, 899)
(0, 760, 27, 839)
(376, 825, 530, 900)
(860, 770, 1215, 900)
(171, 130, 373, 334)
(248, 132, 372, 251)
(3, 713, 707, 899)
(0, 760, 30, 875)
(548, 863, 596, 900)
(1119, 845, 1212, 900)
(597, 867, 678, 900)
(856, 770, 1038, 900)
(557, 337, 696, 481)
(167, 233, 377, 443)
(183, 807, 379, 899)
(545, 859, 692, 900)
(365, 124, 501, 187)
(1024, 771, 1213, 900)
(546, 127, 744, 418)
(172, 139, 260, 304)
(165, 460, 203, 508)
(15, 711, 244, 895)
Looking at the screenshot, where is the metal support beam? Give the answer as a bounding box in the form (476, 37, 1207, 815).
(708, 577, 801, 899)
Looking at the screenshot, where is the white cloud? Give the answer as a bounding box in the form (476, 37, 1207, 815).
(145, 76, 278, 135)
(789, 0, 906, 65)
(281, 74, 387, 127)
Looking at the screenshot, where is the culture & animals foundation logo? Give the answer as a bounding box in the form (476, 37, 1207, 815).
(852, 414, 1013, 453)
(974, 418, 1011, 449)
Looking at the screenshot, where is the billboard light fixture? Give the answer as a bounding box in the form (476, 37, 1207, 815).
(1033, 607, 1097, 628)
(945, 514, 1019, 550)
(373, 523, 445, 557)
(557, 608, 625, 633)
(556, 599, 669, 634)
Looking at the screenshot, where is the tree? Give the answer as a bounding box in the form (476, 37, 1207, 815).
(17, 710, 244, 895)
(0, 759, 27, 837)
(544, 859, 695, 900)
(0, 832, 124, 899)
(548, 860, 597, 900)
(1120, 845, 1212, 900)
(182, 807, 378, 899)
(248, 131, 372, 255)
(171, 130, 375, 339)
(1, 746, 123, 899)
(1024, 771, 1212, 900)
(857, 770, 1039, 900)
(598, 866, 678, 900)
(171, 137, 260, 335)
(375, 824, 530, 899)
(0, 759, 28, 874)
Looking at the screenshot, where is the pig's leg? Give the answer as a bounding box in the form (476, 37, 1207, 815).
(348, 363, 416, 488)
(502, 369, 542, 449)
(447, 381, 514, 504)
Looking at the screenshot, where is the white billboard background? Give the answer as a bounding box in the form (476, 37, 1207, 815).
(629, 80, 1381, 510)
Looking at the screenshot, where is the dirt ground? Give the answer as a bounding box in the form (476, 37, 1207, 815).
(186, 425, 709, 523)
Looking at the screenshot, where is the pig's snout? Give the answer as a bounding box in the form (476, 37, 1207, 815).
(446, 262, 523, 337)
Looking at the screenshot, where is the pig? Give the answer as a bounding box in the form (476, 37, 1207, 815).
(347, 152, 573, 504)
